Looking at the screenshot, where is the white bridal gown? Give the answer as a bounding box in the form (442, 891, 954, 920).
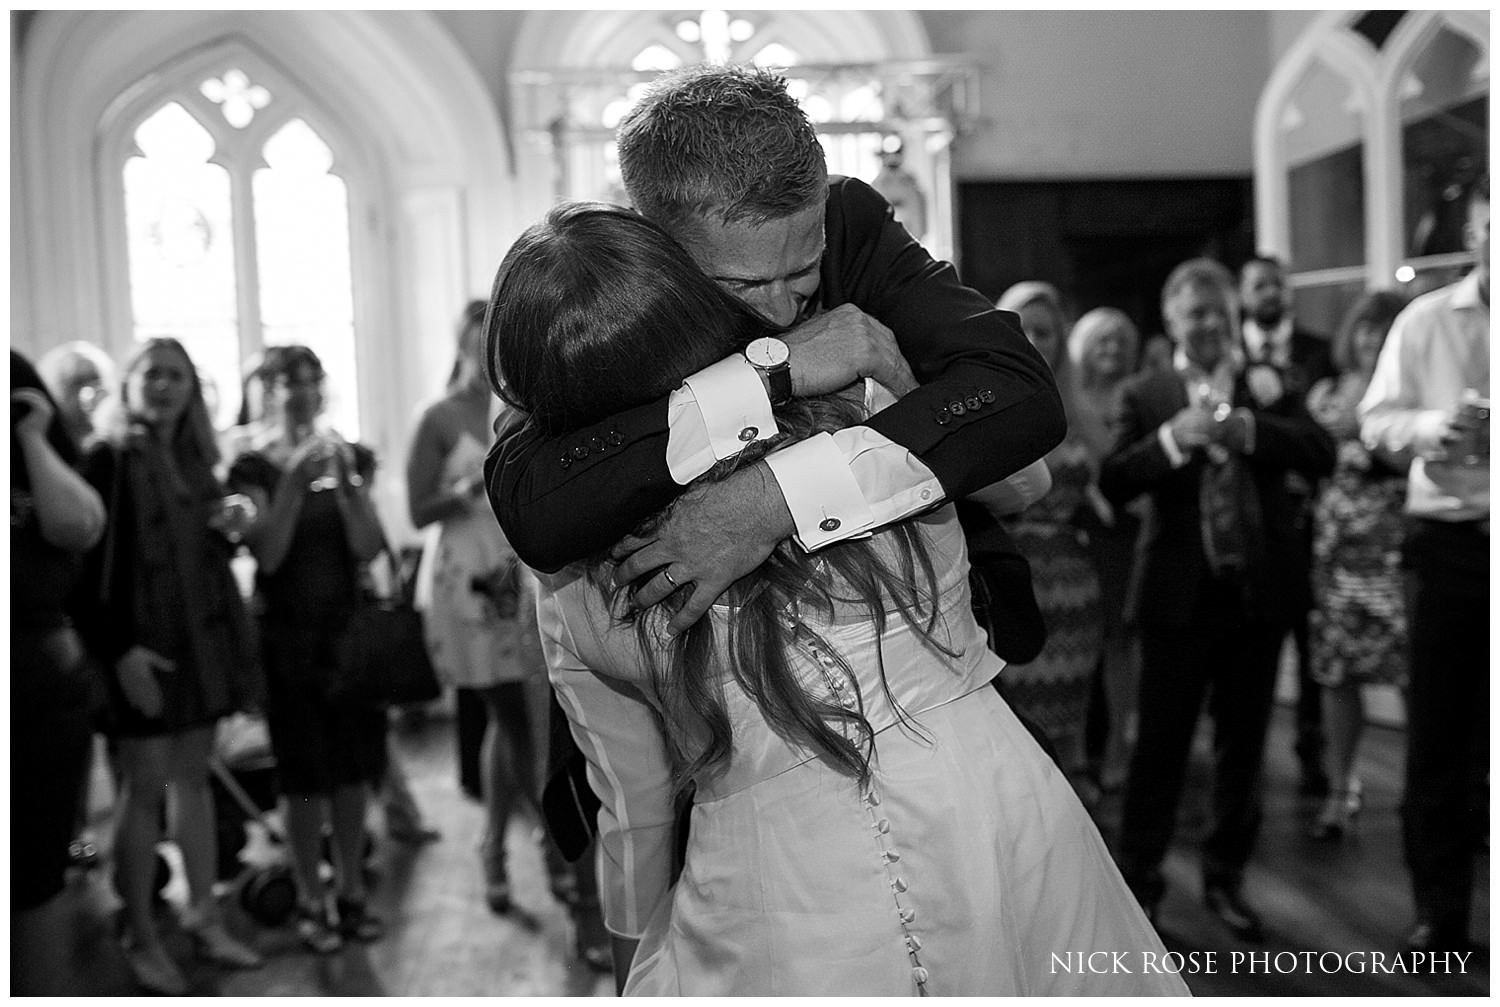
(538, 503, 1190, 996)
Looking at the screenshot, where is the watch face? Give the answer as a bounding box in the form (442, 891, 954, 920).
(746, 337, 790, 368)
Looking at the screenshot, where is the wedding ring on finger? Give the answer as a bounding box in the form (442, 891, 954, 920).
(661, 568, 680, 590)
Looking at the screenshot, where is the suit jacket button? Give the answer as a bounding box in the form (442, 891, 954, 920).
(979, 389, 996, 404)
(819, 517, 841, 532)
(590, 435, 607, 453)
(935, 408, 952, 425)
(738, 426, 759, 442)
(559, 454, 573, 469)
(965, 395, 982, 411)
(571, 445, 590, 460)
(607, 430, 625, 446)
(948, 400, 967, 417)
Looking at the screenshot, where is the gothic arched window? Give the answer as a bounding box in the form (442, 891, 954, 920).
(110, 52, 361, 435)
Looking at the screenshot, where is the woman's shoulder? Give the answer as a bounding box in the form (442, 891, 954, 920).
(411, 394, 471, 448)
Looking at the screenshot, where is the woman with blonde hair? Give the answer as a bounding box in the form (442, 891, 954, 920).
(1068, 307, 1145, 792)
(992, 282, 1105, 797)
(78, 337, 264, 994)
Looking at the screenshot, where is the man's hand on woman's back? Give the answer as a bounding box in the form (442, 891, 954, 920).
(610, 462, 795, 636)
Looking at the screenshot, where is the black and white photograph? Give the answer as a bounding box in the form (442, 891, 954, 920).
(8, 8, 1488, 997)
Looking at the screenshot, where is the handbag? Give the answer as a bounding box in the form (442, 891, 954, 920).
(328, 537, 442, 709)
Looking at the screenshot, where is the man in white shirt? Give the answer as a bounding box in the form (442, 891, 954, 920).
(1359, 175, 1489, 955)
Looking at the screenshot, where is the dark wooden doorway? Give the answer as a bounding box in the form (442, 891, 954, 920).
(956, 177, 1255, 339)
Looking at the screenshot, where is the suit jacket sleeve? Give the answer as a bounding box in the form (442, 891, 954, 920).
(487, 177, 1065, 573)
(1098, 375, 1181, 507)
(1240, 386, 1337, 481)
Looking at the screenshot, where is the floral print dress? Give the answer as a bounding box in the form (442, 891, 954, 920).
(1306, 375, 1409, 688)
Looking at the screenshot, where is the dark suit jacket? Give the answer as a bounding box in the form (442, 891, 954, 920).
(1098, 367, 1335, 629)
(1243, 326, 1336, 403)
(485, 176, 1066, 572)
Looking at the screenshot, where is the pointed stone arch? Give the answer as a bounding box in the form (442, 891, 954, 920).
(15, 11, 518, 534)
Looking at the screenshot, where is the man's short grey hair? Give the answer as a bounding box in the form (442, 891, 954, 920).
(616, 63, 829, 234)
(1161, 257, 1237, 314)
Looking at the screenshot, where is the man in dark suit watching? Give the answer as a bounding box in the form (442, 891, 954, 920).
(1239, 253, 1338, 799)
(1101, 258, 1334, 943)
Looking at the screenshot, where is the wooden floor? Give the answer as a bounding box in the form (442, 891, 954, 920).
(34, 697, 1488, 997)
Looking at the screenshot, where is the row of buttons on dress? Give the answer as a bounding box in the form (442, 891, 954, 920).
(864, 785, 929, 994)
(558, 429, 627, 469)
(933, 388, 997, 426)
(782, 604, 929, 996)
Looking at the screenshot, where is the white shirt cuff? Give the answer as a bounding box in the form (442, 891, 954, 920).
(1157, 423, 1188, 468)
(667, 356, 776, 484)
(764, 432, 879, 551)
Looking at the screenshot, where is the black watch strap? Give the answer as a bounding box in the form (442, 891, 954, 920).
(765, 364, 793, 406)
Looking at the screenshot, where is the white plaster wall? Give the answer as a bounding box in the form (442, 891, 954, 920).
(423, 10, 1276, 184)
(920, 10, 1271, 178)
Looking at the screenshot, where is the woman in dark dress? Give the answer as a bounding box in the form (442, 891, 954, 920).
(228, 345, 389, 953)
(78, 338, 264, 994)
(11, 350, 106, 994)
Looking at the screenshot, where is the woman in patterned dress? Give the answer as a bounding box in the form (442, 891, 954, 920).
(1306, 290, 1410, 840)
(995, 283, 1105, 795)
(407, 302, 551, 916)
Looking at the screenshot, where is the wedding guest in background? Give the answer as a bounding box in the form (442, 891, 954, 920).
(1067, 307, 1146, 793)
(1239, 254, 1338, 799)
(37, 340, 115, 450)
(36, 340, 118, 871)
(223, 346, 439, 848)
(995, 282, 1103, 797)
(1304, 289, 1410, 842)
(11, 350, 106, 995)
(407, 301, 551, 917)
(228, 345, 389, 954)
(1359, 176, 1489, 953)
(1100, 258, 1335, 943)
(78, 337, 264, 994)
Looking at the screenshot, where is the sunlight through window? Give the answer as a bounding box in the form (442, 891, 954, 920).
(255, 119, 359, 439)
(124, 102, 240, 428)
(120, 82, 361, 437)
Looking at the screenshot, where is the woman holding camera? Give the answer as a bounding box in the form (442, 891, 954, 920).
(227, 345, 388, 953)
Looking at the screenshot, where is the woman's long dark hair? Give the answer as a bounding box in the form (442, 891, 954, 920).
(485, 202, 949, 791)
